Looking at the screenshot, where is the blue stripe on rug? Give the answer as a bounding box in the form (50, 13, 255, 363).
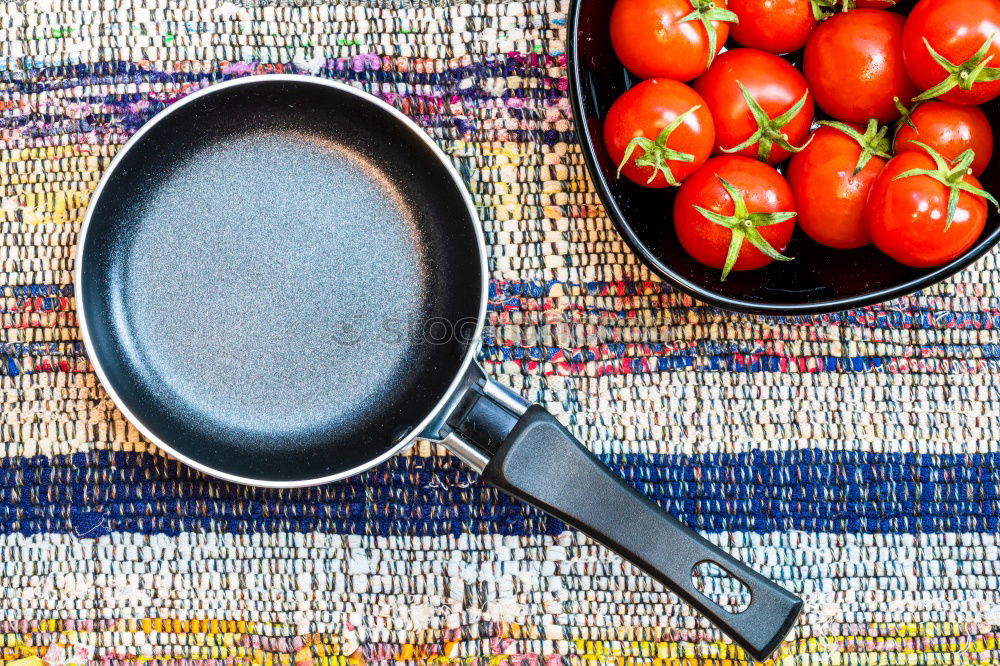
(0, 450, 994, 538)
(2, 57, 563, 94)
(17, 279, 977, 326)
(1, 59, 567, 140)
(13, 281, 1000, 331)
(7, 284, 1000, 378)
(1, 284, 74, 299)
(487, 281, 1000, 329)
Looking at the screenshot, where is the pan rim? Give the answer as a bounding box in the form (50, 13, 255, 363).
(74, 73, 489, 488)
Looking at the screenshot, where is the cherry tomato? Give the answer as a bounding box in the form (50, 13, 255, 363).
(866, 147, 994, 267)
(694, 48, 814, 165)
(673, 155, 797, 278)
(895, 102, 994, 176)
(803, 9, 918, 124)
(902, 0, 1000, 105)
(786, 122, 890, 249)
(610, 0, 736, 81)
(603, 79, 716, 187)
(728, 0, 817, 55)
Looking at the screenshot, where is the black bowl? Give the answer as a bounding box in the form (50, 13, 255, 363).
(567, 0, 1000, 315)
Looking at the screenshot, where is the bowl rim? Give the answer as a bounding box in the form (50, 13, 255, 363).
(565, 0, 1000, 316)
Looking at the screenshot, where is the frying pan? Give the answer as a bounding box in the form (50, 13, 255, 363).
(76, 75, 802, 661)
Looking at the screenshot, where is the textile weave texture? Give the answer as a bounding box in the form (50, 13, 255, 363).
(1, 0, 999, 663)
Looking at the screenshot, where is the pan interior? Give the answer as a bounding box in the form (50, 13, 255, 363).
(80, 79, 483, 483)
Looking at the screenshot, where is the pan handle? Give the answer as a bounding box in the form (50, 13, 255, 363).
(442, 378, 802, 662)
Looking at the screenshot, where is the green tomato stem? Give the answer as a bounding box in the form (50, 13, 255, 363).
(818, 118, 891, 176)
(720, 82, 812, 163)
(693, 176, 795, 280)
(913, 35, 1000, 102)
(891, 140, 1000, 230)
(615, 105, 701, 186)
(677, 0, 738, 71)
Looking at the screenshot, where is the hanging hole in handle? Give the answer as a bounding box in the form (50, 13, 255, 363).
(692, 561, 752, 614)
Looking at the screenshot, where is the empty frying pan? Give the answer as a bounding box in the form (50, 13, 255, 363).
(76, 75, 801, 661)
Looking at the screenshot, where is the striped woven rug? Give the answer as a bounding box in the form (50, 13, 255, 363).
(2, 0, 999, 664)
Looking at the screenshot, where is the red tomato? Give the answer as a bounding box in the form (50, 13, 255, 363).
(694, 48, 814, 165)
(894, 102, 994, 176)
(902, 0, 1000, 105)
(603, 79, 716, 187)
(728, 0, 817, 55)
(787, 122, 890, 249)
(610, 0, 736, 81)
(803, 9, 918, 124)
(673, 155, 797, 279)
(866, 147, 994, 267)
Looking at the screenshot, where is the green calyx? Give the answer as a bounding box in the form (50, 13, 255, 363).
(720, 82, 812, 163)
(808, 0, 848, 20)
(677, 0, 738, 71)
(892, 140, 1000, 230)
(893, 96, 919, 137)
(914, 35, 1000, 102)
(616, 105, 701, 186)
(809, 0, 893, 20)
(693, 177, 795, 281)
(809, 0, 834, 21)
(818, 118, 892, 176)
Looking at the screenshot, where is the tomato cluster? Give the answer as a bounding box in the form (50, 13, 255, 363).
(606, 0, 1000, 279)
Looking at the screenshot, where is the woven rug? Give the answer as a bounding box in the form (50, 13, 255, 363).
(1, 0, 999, 664)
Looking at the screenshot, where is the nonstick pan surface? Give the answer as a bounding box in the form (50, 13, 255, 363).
(77, 77, 486, 484)
(78, 75, 802, 661)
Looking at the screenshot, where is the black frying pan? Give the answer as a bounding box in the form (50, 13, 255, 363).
(76, 75, 801, 661)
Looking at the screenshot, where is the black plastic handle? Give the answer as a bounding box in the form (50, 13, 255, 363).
(479, 405, 802, 662)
